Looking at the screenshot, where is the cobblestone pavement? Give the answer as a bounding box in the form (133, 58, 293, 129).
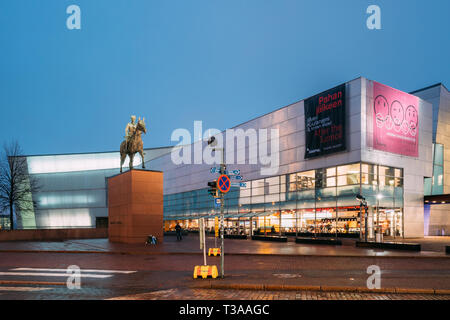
(1, 284, 449, 300)
(110, 288, 450, 300)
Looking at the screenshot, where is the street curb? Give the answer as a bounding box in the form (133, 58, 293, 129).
(0, 249, 449, 259)
(190, 282, 450, 295)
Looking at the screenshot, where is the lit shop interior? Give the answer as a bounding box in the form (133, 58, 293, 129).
(164, 162, 404, 239)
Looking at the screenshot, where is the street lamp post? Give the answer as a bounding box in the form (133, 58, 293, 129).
(376, 193, 383, 243)
(356, 194, 368, 242)
(364, 203, 368, 242)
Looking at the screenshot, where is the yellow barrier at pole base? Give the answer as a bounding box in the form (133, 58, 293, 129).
(208, 248, 221, 256)
(193, 265, 219, 279)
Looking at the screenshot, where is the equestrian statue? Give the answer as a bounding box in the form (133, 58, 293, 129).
(120, 115, 147, 173)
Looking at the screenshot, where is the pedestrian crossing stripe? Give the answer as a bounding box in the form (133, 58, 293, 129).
(0, 280, 66, 286)
(12, 268, 136, 274)
(0, 272, 112, 278)
(0, 286, 52, 292)
(0, 267, 139, 294)
(0, 267, 138, 279)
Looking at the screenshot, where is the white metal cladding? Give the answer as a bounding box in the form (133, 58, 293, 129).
(26, 147, 172, 174)
(27, 152, 139, 174)
(21, 148, 172, 229)
(148, 78, 366, 196)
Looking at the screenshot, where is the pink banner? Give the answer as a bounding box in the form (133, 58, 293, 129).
(372, 82, 419, 157)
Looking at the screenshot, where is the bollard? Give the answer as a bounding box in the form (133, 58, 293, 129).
(208, 248, 221, 257)
(193, 265, 219, 279)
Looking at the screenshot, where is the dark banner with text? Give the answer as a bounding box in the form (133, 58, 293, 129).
(304, 84, 346, 159)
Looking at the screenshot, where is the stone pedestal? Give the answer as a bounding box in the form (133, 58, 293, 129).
(108, 169, 163, 244)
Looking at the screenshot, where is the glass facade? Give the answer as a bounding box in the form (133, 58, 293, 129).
(424, 143, 444, 196)
(0, 216, 10, 230)
(164, 162, 404, 239)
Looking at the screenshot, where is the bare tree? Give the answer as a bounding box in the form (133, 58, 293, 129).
(0, 141, 40, 230)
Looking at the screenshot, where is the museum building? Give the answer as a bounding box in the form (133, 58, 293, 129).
(6, 77, 450, 239)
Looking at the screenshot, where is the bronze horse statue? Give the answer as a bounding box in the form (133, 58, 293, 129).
(120, 118, 147, 172)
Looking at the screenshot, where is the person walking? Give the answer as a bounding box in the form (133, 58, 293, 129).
(175, 223, 182, 241)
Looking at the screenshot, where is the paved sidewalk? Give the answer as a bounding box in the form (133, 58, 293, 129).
(0, 235, 448, 258)
(110, 288, 450, 300)
(401, 236, 450, 252)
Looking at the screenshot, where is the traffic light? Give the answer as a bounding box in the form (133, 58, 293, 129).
(207, 136, 217, 146)
(208, 181, 218, 197)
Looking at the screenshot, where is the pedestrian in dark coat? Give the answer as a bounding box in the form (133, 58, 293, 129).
(175, 223, 182, 241)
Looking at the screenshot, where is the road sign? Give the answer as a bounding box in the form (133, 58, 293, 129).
(217, 174, 231, 193)
(211, 168, 240, 175)
(214, 198, 221, 207)
(231, 182, 247, 188)
(210, 167, 221, 174)
(229, 175, 243, 180)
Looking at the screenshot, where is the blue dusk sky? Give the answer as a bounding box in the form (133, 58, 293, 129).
(0, 0, 449, 155)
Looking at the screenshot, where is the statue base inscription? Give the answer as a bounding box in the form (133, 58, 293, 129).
(108, 169, 163, 244)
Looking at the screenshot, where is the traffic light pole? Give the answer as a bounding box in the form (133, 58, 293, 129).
(207, 136, 226, 278)
(207, 135, 226, 279)
(220, 185, 224, 278)
(218, 152, 225, 279)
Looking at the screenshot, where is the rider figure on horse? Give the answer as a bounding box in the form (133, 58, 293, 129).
(125, 115, 137, 152)
(120, 115, 147, 173)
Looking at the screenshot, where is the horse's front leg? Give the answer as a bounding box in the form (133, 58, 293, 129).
(139, 150, 145, 169)
(129, 153, 135, 170)
(120, 153, 126, 173)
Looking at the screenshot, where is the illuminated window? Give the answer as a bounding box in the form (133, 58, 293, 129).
(326, 167, 336, 177)
(265, 177, 280, 194)
(337, 173, 360, 186)
(337, 164, 360, 176)
(296, 171, 315, 190)
(326, 177, 336, 187)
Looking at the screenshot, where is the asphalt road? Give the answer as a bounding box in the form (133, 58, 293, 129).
(0, 251, 449, 299)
